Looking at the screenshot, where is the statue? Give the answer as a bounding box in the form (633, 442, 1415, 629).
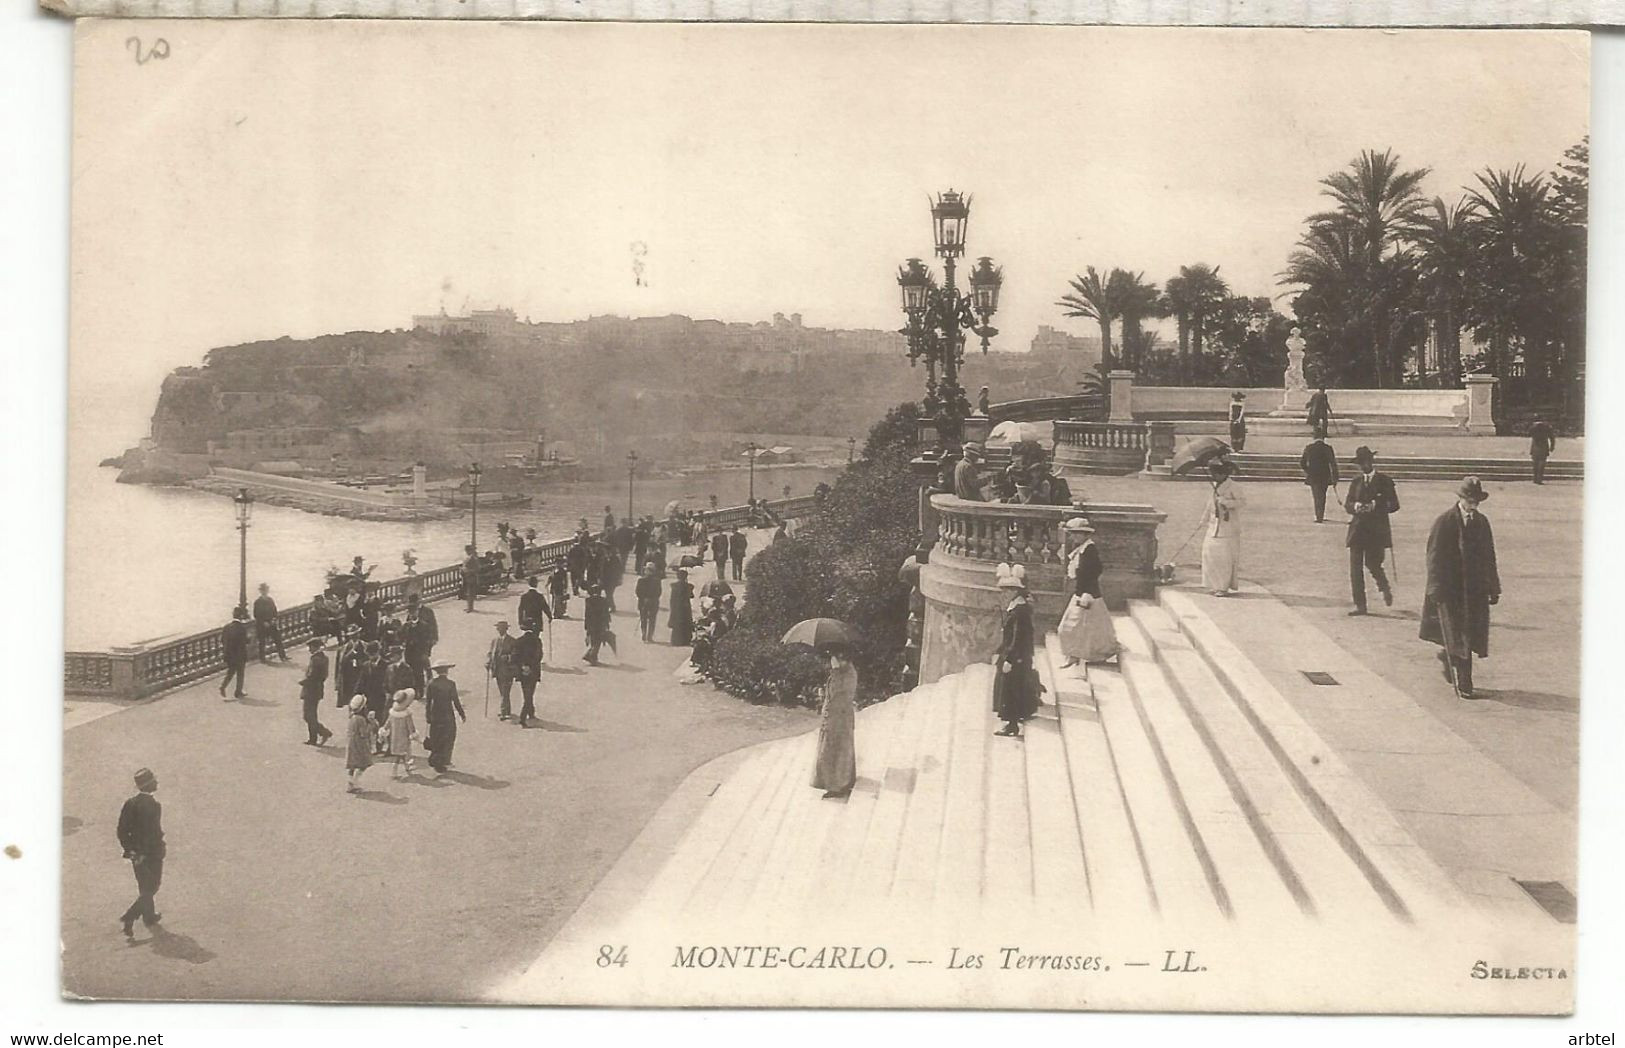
(1280, 326, 1309, 412)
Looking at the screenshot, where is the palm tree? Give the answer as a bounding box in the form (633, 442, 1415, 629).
(1464, 165, 1555, 381)
(1160, 264, 1228, 380)
(1058, 267, 1121, 372)
(1110, 269, 1163, 372)
(1280, 223, 1372, 385)
(1411, 196, 1477, 385)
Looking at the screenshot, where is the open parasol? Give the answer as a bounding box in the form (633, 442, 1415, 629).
(1169, 436, 1233, 476)
(676, 554, 704, 569)
(780, 617, 855, 652)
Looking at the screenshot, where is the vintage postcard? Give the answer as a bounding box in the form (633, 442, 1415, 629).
(62, 20, 1587, 1011)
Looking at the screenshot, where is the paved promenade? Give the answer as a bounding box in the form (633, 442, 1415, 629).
(61, 530, 812, 1003)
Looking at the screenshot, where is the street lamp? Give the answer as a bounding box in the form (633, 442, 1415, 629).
(897, 189, 1003, 445)
(232, 487, 253, 612)
(467, 462, 482, 550)
(848, 436, 856, 463)
(626, 450, 638, 521)
(746, 441, 757, 502)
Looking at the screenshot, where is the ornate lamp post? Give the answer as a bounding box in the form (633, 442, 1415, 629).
(626, 450, 638, 521)
(746, 441, 758, 502)
(467, 462, 482, 549)
(897, 190, 1003, 445)
(233, 487, 253, 612)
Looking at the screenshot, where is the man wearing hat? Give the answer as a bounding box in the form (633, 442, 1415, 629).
(1421, 477, 1501, 699)
(422, 662, 467, 773)
(583, 584, 612, 665)
(1343, 446, 1399, 615)
(487, 620, 517, 721)
(954, 444, 986, 502)
(991, 563, 1040, 738)
(219, 606, 250, 700)
(636, 563, 662, 642)
(253, 582, 288, 663)
(1228, 391, 1248, 451)
(117, 768, 165, 937)
(1299, 434, 1341, 523)
(462, 543, 481, 613)
(518, 575, 552, 635)
(404, 593, 438, 691)
(299, 637, 333, 746)
(514, 624, 543, 728)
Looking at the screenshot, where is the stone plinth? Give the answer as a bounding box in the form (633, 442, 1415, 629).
(1466, 373, 1498, 435)
(919, 495, 1165, 683)
(1107, 370, 1136, 422)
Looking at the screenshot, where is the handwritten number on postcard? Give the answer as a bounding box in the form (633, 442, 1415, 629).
(127, 37, 171, 66)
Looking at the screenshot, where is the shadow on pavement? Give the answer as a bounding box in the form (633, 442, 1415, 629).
(532, 719, 587, 734)
(544, 666, 587, 676)
(354, 789, 407, 805)
(228, 696, 280, 708)
(148, 925, 216, 965)
(599, 662, 645, 673)
(436, 770, 511, 790)
(1478, 689, 1578, 714)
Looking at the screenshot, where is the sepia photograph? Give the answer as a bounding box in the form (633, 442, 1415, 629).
(53, 19, 1591, 1013)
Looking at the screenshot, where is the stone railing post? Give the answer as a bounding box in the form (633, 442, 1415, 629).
(1108, 370, 1135, 422)
(1144, 421, 1176, 470)
(1465, 373, 1497, 435)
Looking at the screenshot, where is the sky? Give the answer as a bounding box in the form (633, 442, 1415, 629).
(69, 22, 1589, 459)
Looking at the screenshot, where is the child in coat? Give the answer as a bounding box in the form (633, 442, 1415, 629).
(344, 695, 375, 793)
(383, 689, 419, 779)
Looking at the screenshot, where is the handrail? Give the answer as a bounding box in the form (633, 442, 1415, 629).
(65, 493, 821, 700)
(987, 394, 1105, 425)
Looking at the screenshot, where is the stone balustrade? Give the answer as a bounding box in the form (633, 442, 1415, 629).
(918, 494, 1166, 683)
(64, 494, 821, 701)
(1051, 419, 1153, 476)
(986, 394, 1105, 424)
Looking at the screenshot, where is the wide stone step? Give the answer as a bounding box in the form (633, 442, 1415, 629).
(1115, 615, 1306, 924)
(936, 663, 994, 906)
(1026, 641, 1090, 905)
(1087, 622, 1219, 923)
(1042, 632, 1158, 920)
(1128, 601, 1398, 924)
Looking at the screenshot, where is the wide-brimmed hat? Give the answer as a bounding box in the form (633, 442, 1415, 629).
(307, 637, 325, 650)
(392, 689, 415, 707)
(962, 443, 986, 461)
(494, 619, 510, 629)
(349, 696, 366, 713)
(1062, 516, 1094, 533)
(996, 562, 1028, 590)
(1354, 445, 1377, 463)
(431, 661, 455, 672)
(1455, 475, 1490, 503)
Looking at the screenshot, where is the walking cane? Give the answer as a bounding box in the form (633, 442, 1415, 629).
(483, 664, 491, 719)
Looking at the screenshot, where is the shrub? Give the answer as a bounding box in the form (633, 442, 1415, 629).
(703, 409, 921, 707)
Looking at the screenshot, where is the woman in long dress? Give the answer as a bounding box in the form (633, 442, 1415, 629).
(667, 569, 695, 645)
(810, 648, 858, 798)
(992, 563, 1041, 738)
(1057, 517, 1121, 667)
(1201, 460, 1245, 596)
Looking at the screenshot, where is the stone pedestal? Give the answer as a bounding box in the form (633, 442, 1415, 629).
(961, 415, 992, 447)
(1465, 373, 1497, 435)
(411, 462, 428, 503)
(1277, 327, 1310, 414)
(1144, 421, 1176, 471)
(1107, 370, 1135, 422)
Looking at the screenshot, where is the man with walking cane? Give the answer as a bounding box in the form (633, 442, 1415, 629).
(1299, 434, 1340, 524)
(1422, 476, 1499, 699)
(513, 623, 543, 728)
(1344, 446, 1399, 616)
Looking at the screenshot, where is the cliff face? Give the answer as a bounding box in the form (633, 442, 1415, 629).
(137, 320, 1085, 469)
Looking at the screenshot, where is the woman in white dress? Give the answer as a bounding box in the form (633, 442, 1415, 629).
(1057, 517, 1121, 667)
(1201, 460, 1244, 595)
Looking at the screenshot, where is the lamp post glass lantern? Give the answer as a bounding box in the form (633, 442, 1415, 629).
(232, 487, 252, 612)
(898, 189, 1001, 444)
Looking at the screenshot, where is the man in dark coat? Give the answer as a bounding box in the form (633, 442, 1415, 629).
(518, 576, 552, 634)
(1528, 417, 1557, 485)
(709, 529, 730, 581)
(422, 662, 467, 773)
(633, 522, 650, 573)
(488, 620, 517, 721)
(219, 607, 250, 700)
(953, 445, 986, 501)
(1228, 392, 1248, 451)
(1299, 435, 1341, 523)
(582, 585, 612, 665)
(513, 624, 543, 727)
(566, 536, 592, 596)
(635, 563, 662, 642)
(728, 526, 748, 581)
(384, 645, 417, 701)
(1343, 446, 1399, 615)
(252, 583, 287, 662)
(1421, 477, 1501, 699)
(509, 528, 528, 580)
(1306, 387, 1332, 438)
(404, 593, 438, 690)
(299, 637, 332, 745)
(597, 539, 624, 613)
(117, 767, 165, 937)
(547, 564, 571, 619)
(335, 630, 364, 707)
(462, 544, 480, 612)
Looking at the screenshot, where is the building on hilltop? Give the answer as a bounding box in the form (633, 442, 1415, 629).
(1030, 325, 1102, 368)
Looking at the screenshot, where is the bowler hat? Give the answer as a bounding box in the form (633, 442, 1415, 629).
(307, 637, 325, 650)
(133, 767, 156, 789)
(1353, 445, 1377, 462)
(1455, 475, 1490, 503)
